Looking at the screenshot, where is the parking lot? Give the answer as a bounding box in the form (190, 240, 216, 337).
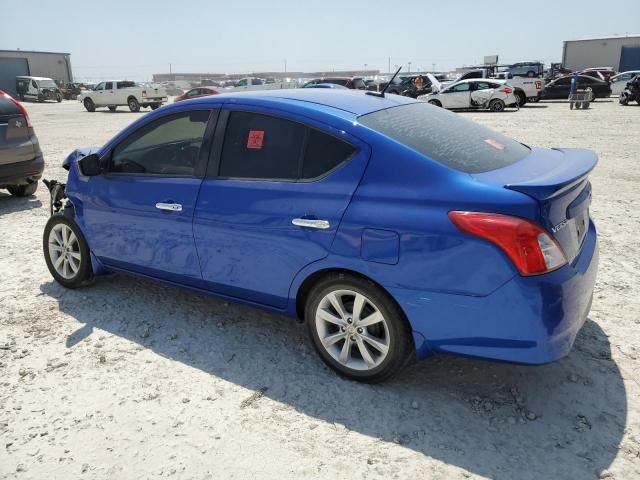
(1, 98, 639, 479)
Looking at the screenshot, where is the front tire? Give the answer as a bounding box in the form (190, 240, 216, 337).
(489, 98, 505, 112)
(427, 99, 442, 107)
(84, 98, 95, 112)
(305, 273, 413, 383)
(128, 97, 140, 112)
(43, 215, 93, 289)
(7, 182, 38, 197)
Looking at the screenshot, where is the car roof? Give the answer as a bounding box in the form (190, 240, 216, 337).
(177, 88, 416, 117)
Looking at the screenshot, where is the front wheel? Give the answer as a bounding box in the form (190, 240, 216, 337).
(7, 182, 38, 197)
(43, 215, 94, 289)
(427, 99, 442, 107)
(56, 94, 62, 103)
(619, 93, 629, 105)
(305, 274, 413, 383)
(128, 97, 140, 112)
(489, 98, 505, 112)
(84, 98, 95, 112)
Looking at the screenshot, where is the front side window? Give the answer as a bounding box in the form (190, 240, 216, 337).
(110, 110, 210, 176)
(218, 111, 356, 180)
(94, 82, 105, 91)
(450, 82, 471, 92)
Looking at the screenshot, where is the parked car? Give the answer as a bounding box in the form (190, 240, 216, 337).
(610, 70, 640, 95)
(376, 75, 432, 97)
(539, 75, 612, 100)
(43, 90, 598, 383)
(507, 61, 544, 77)
(302, 83, 349, 89)
(0, 91, 43, 197)
(78, 81, 168, 112)
(579, 67, 617, 82)
(420, 79, 517, 111)
(15, 76, 62, 103)
(619, 74, 640, 105)
(303, 77, 367, 89)
(174, 86, 220, 102)
(444, 69, 544, 105)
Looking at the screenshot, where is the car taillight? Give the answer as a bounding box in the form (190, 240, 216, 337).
(448, 211, 567, 276)
(1, 91, 32, 127)
(142, 90, 147, 97)
(499, 87, 513, 94)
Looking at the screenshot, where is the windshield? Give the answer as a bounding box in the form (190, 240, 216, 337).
(358, 102, 530, 174)
(38, 79, 58, 88)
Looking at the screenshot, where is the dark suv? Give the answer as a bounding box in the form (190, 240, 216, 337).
(0, 91, 44, 197)
(303, 77, 367, 89)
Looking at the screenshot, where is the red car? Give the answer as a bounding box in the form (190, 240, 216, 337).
(174, 86, 220, 102)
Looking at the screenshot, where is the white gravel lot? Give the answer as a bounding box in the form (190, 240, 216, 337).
(1, 98, 639, 480)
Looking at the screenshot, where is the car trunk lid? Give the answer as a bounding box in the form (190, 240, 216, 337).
(0, 97, 36, 166)
(472, 147, 597, 263)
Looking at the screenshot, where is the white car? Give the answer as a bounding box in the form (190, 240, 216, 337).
(78, 81, 168, 113)
(610, 71, 640, 96)
(419, 79, 517, 112)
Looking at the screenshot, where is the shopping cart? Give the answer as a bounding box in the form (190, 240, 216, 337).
(569, 89, 594, 110)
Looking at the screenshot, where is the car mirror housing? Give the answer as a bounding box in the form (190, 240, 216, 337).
(78, 153, 102, 176)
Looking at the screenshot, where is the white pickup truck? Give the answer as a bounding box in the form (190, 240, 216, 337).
(78, 81, 168, 112)
(434, 69, 544, 105)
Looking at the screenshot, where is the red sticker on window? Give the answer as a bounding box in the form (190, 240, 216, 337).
(484, 139, 505, 150)
(247, 130, 264, 149)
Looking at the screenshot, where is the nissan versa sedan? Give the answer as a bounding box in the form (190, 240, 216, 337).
(42, 90, 598, 383)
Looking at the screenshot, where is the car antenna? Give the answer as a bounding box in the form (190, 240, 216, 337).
(367, 66, 402, 98)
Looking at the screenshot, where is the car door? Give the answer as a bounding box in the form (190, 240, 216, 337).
(80, 108, 218, 285)
(440, 82, 471, 108)
(551, 77, 571, 98)
(102, 81, 116, 105)
(92, 82, 106, 105)
(193, 106, 370, 308)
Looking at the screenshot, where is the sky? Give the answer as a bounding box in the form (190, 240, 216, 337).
(2, 0, 639, 81)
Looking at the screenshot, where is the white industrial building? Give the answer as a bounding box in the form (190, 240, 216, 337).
(562, 35, 640, 71)
(0, 50, 73, 97)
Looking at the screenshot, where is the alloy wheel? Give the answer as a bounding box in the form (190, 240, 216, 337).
(48, 223, 81, 279)
(315, 289, 390, 371)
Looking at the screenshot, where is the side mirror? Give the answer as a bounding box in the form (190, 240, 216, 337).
(78, 153, 102, 176)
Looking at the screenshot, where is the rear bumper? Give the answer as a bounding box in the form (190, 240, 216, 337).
(141, 97, 167, 105)
(0, 155, 45, 187)
(392, 221, 599, 364)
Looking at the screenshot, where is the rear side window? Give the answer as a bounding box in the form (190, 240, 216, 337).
(218, 111, 356, 180)
(219, 112, 305, 179)
(359, 102, 530, 174)
(302, 129, 356, 179)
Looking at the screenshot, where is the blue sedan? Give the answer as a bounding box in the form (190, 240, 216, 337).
(43, 89, 598, 382)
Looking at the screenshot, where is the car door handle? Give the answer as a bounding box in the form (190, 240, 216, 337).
(156, 202, 182, 212)
(292, 218, 330, 229)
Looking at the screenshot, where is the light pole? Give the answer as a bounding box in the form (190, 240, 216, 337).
(408, 61, 412, 74)
(364, 63, 367, 75)
(432, 63, 436, 72)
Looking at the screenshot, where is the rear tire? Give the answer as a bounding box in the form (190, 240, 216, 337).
(7, 182, 38, 197)
(128, 97, 140, 112)
(305, 273, 413, 383)
(56, 94, 62, 102)
(108, 105, 117, 112)
(43, 214, 94, 289)
(526, 71, 535, 77)
(84, 98, 95, 112)
(515, 91, 526, 106)
(489, 98, 505, 112)
(150, 103, 161, 110)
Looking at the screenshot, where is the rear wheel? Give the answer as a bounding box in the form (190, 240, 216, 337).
(150, 103, 161, 110)
(107, 105, 117, 112)
(84, 98, 95, 112)
(526, 71, 535, 77)
(305, 273, 413, 383)
(43, 215, 93, 289)
(515, 91, 526, 106)
(128, 97, 140, 112)
(56, 94, 62, 102)
(7, 182, 38, 197)
(489, 98, 505, 112)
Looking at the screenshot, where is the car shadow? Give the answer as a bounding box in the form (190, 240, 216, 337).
(0, 192, 43, 214)
(40, 274, 627, 479)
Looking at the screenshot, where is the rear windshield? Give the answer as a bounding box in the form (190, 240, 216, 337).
(358, 102, 530, 173)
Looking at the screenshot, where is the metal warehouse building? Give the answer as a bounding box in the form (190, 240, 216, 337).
(0, 50, 73, 97)
(562, 35, 640, 71)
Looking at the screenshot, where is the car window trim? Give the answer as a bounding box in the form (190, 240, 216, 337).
(207, 106, 359, 183)
(103, 108, 219, 179)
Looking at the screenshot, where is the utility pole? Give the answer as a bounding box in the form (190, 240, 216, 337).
(408, 61, 412, 74)
(432, 63, 435, 72)
(364, 63, 367, 75)
(388, 57, 391, 73)
(169, 63, 172, 74)
(284, 59, 287, 73)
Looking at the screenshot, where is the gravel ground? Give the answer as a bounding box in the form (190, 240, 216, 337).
(1, 98, 639, 480)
